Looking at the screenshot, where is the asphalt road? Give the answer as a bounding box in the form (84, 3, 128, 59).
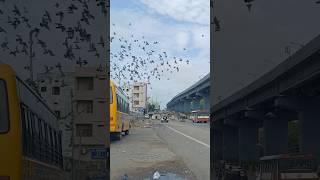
(154, 119, 210, 180)
(110, 120, 197, 180)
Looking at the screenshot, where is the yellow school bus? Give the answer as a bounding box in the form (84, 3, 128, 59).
(0, 64, 64, 180)
(110, 80, 130, 140)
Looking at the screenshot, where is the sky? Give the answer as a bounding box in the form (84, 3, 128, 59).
(110, 0, 210, 108)
(212, 0, 320, 105)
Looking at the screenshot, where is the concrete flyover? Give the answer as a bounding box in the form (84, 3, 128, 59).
(211, 34, 320, 167)
(167, 74, 210, 113)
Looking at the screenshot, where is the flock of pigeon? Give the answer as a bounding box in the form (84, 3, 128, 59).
(0, 0, 209, 91)
(0, 0, 197, 90)
(110, 22, 201, 88)
(0, 0, 109, 75)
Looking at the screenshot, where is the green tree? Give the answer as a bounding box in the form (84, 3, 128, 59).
(147, 102, 156, 112)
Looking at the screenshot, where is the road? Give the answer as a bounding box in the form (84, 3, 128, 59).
(110, 119, 197, 180)
(110, 118, 210, 180)
(155, 119, 210, 180)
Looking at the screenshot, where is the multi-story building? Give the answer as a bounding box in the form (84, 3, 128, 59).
(37, 67, 109, 179)
(131, 82, 147, 114)
(72, 67, 109, 179)
(37, 72, 74, 162)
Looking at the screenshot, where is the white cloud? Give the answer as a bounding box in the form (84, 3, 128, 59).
(139, 0, 209, 25)
(175, 31, 190, 49)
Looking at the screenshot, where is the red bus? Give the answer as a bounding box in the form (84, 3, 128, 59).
(191, 110, 209, 123)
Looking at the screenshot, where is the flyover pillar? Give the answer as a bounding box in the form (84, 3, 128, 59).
(223, 125, 239, 162)
(204, 94, 210, 111)
(178, 101, 183, 112)
(298, 98, 320, 160)
(238, 119, 259, 163)
(192, 97, 200, 111)
(174, 103, 178, 112)
(263, 112, 288, 156)
(183, 100, 191, 113)
(213, 128, 223, 162)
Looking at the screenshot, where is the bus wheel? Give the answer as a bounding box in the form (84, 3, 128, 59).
(115, 132, 122, 140)
(125, 130, 129, 135)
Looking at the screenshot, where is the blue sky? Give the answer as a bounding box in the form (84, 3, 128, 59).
(111, 0, 210, 108)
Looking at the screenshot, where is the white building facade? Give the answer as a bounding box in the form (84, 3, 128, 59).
(72, 67, 109, 179)
(131, 82, 147, 114)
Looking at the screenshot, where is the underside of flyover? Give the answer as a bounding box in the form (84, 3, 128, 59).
(211, 34, 320, 171)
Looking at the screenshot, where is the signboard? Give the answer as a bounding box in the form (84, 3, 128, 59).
(90, 148, 109, 159)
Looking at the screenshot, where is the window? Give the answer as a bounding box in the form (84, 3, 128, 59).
(76, 124, 92, 137)
(120, 98, 124, 112)
(49, 127, 53, 156)
(134, 86, 139, 90)
(116, 95, 120, 109)
(40, 86, 47, 92)
(29, 112, 35, 138)
(53, 130, 58, 163)
(44, 123, 48, 145)
(110, 87, 113, 104)
(134, 101, 139, 105)
(77, 100, 93, 114)
(20, 105, 27, 154)
(58, 132, 62, 167)
(52, 87, 60, 95)
(77, 77, 93, 90)
(134, 93, 139, 98)
(33, 114, 39, 137)
(38, 118, 43, 140)
(126, 103, 129, 113)
(0, 80, 9, 133)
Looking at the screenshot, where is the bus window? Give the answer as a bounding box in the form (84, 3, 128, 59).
(34, 114, 39, 138)
(20, 105, 28, 154)
(49, 127, 53, 162)
(110, 86, 113, 104)
(119, 97, 122, 112)
(117, 95, 120, 110)
(121, 100, 124, 112)
(0, 80, 9, 133)
(38, 119, 43, 140)
(53, 130, 58, 164)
